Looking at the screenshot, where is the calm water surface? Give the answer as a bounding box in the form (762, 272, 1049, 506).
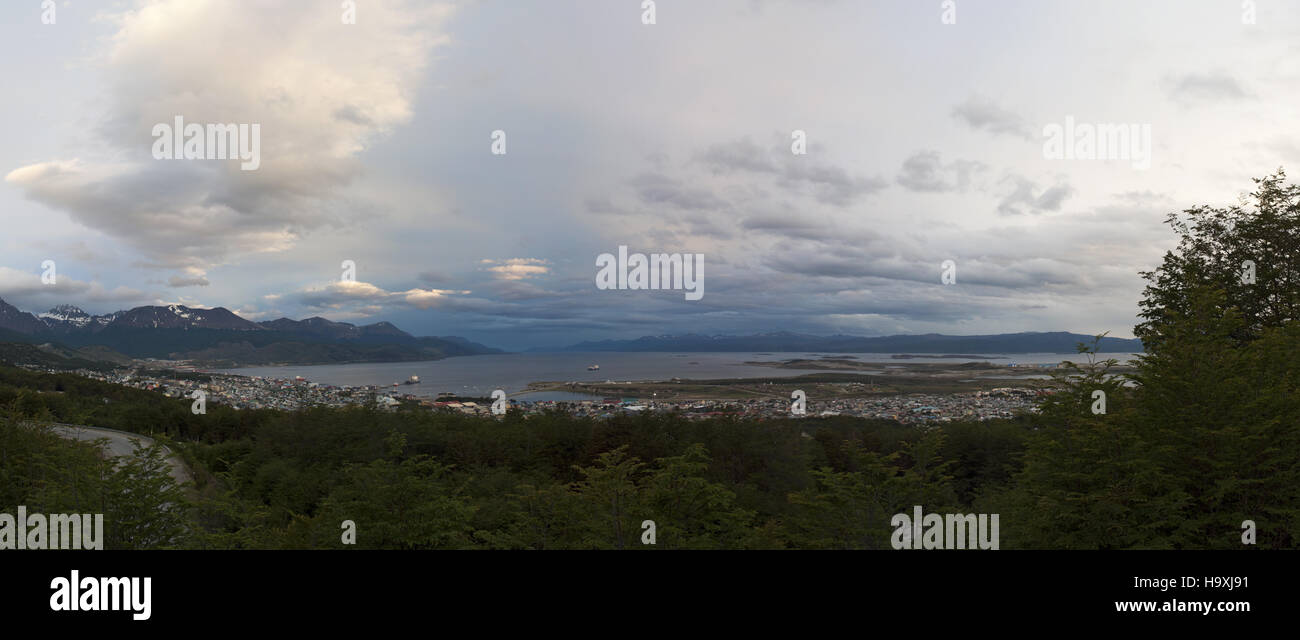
(213, 351, 1138, 398)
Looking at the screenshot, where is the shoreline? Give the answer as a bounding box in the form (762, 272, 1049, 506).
(144, 353, 1137, 404)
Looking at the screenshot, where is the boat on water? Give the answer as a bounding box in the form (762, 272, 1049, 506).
(403, 375, 421, 385)
(587, 364, 600, 371)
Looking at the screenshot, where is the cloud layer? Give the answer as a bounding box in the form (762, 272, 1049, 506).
(5, 0, 1300, 349)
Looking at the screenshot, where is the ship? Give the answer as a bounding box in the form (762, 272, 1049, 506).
(402, 375, 421, 385)
(587, 364, 600, 371)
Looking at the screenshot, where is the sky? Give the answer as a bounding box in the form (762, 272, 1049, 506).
(2, 0, 1298, 350)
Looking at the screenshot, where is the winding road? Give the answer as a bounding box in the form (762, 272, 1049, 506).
(50, 423, 192, 486)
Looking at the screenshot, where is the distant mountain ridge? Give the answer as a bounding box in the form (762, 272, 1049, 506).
(551, 331, 1144, 354)
(0, 298, 502, 366)
(0, 298, 48, 334)
(111, 304, 262, 331)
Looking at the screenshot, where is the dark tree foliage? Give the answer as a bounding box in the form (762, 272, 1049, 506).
(1000, 171, 1300, 549)
(0, 411, 189, 549)
(1138, 169, 1300, 349)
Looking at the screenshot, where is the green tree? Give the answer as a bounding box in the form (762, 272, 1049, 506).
(996, 336, 1188, 549)
(1128, 287, 1300, 548)
(1137, 169, 1300, 349)
(783, 431, 956, 549)
(570, 446, 644, 549)
(639, 443, 758, 549)
(100, 441, 190, 549)
(487, 482, 587, 550)
(312, 442, 478, 550)
(1002, 171, 1300, 549)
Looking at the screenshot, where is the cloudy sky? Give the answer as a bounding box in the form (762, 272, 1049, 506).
(2, 0, 1297, 349)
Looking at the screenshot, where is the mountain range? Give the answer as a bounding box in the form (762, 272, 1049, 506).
(0, 298, 501, 367)
(0, 295, 1147, 368)
(548, 331, 1145, 354)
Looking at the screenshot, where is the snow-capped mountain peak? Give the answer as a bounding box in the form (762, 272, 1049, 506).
(40, 305, 92, 327)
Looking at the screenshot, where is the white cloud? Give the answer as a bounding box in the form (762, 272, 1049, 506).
(481, 258, 550, 281)
(292, 280, 471, 316)
(6, 0, 455, 281)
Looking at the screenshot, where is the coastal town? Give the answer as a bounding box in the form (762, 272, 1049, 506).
(516, 387, 1044, 423)
(32, 364, 1048, 423)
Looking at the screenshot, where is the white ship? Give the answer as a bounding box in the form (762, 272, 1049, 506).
(587, 364, 600, 371)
